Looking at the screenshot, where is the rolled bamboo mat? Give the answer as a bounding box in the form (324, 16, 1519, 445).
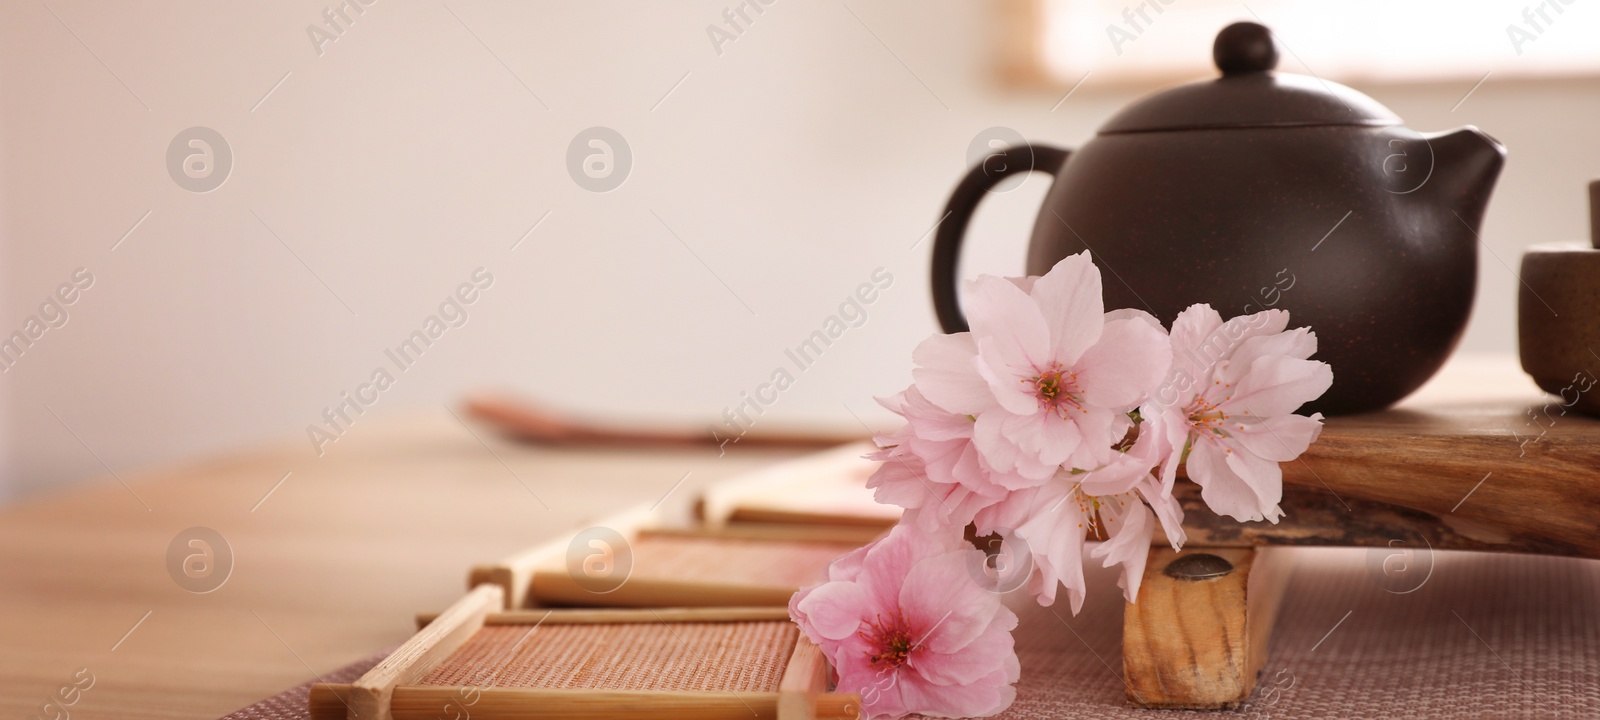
(418, 621, 796, 692)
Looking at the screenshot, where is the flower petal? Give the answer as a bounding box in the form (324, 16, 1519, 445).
(976, 337, 1044, 416)
(1167, 304, 1225, 382)
(854, 527, 923, 613)
(867, 460, 934, 510)
(1228, 413, 1325, 463)
(823, 542, 872, 584)
(895, 387, 976, 442)
(971, 411, 1022, 477)
(1186, 441, 1282, 523)
(894, 667, 1017, 719)
(1088, 494, 1155, 603)
(1225, 353, 1334, 418)
(1009, 480, 1088, 612)
(906, 608, 1019, 687)
(1221, 444, 1285, 523)
(1174, 307, 1293, 395)
(964, 274, 1052, 372)
(972, 410, 1084, 481)
(1075, 453, 1155, 497)
(1076, 316, 1173, 410)
(1137, 475, 1187, 549)
(898, 550, 1000, 656)
(1133, 402, 1189, 493)
(1030, 251, 1104, 364)
(1104, 307, 1163, 330)
(794, 580, 869, 641)
(911, 333, 992, 415)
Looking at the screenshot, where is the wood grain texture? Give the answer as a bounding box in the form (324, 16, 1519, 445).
(777, 637, 829, 720)
(1283, 400, 1600, 557)
(468, 504, 660, 609)
(314, 686, 862, 720)
(312, 658, 861, 720)
(392, 688, 781, 720)
(1164, 481, 1576, 555)
(643, 524, 886, 546)
(686, 388, 1599, 562)
(0, 412, 809, 720)
(515, 526, 869, 610)
(308, 684, 352, 720)
(1244, 547, 1293, 692)
(1122, 548, 1276, 709)
(464, 393, 863, 450)
(416, 606, 795, 628)
(718, 507, 897, 528)
(383, 687, 862, 720)
(347, 584, 501, 720)
(528, 574, 800, 609)
(695, 442, 897, 530)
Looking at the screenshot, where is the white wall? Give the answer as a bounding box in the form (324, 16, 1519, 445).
(1, 1, 1593, 499)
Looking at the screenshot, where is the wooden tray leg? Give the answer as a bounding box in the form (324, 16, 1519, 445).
(1121, 546, 1292, 709)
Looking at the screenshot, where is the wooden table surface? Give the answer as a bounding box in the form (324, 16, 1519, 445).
(0, 411, 806, 719)
(0, 355, 1550, 719)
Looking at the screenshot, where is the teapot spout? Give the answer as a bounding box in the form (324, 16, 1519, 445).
(1420, 126, 1506, 220)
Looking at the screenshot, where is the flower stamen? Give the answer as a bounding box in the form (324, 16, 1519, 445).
(1065, 484, 1108, 540)
(859, 612, 915, 670)
(1186, 397, 1231, 439)
(1025, 364, 1083, 417)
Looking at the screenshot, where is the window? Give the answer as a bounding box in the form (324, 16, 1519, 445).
(1007, 0, 1600, 87)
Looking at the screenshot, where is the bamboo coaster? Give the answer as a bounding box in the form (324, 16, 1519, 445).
(696, 442, 899, 530)
(469, 505, 883, 610)
(309, 595, 858, 720)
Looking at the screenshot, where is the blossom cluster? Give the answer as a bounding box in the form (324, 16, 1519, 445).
(790, 252, 1332, 719)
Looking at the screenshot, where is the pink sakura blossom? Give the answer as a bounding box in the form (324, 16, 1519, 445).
(865, 388, 1017, 532)
(798, 254, 1337, 716)
(790, 523, 1020, 720)
(973, 430, 1185, 613)
(912, 252, 1172, 483)
(1140, 304, 1332, 523)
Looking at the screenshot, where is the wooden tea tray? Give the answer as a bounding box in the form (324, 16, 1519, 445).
(311, 586, 856, 720)
(1281, 399, 1600, 558)
(687, 399, 1600, 561)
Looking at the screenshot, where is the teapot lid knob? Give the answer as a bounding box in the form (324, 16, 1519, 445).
(1214, 21, 1279, 75)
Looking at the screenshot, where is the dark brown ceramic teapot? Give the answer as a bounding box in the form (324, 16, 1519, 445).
(932, 22, 1505, 415)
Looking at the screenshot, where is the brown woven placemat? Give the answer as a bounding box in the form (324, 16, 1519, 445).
(220, 549, 1600, 719)
(927, 548, 1600, 720)
(217, 648, 391, 720)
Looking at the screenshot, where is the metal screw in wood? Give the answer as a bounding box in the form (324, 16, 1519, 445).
(1163, 552, 1235, 581)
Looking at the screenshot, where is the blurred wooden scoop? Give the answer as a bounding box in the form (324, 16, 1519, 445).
(462, 392, 867, 449)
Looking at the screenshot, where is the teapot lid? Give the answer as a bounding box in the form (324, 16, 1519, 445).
(1098, 22, 1400, 134)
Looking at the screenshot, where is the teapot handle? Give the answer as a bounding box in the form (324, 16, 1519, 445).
(930, 143, 1071, 333)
